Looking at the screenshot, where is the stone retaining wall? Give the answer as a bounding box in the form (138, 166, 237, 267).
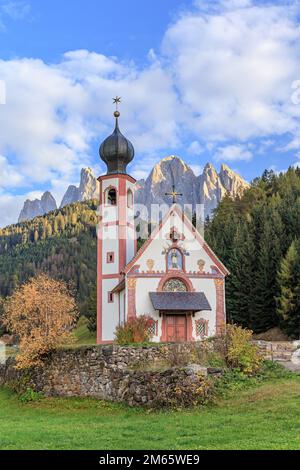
(1, 341, 299, 408)
(254, 340, 300, 363)
(0, 344, 214, 408)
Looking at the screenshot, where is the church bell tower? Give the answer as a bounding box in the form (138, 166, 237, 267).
(97, 98, 136, 344)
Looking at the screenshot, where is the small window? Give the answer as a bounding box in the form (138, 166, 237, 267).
(108, 292, 114, 303)
(127, 189, 133, 208)
(148, 319, 158, 338)
(106, 188, 117, 206)
(196, 320, 208, 339)
(107, 252, 115, 264)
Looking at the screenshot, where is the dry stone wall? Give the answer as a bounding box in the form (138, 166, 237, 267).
(0, 344, 215, 408)
(254, 341, 300, 362)
(1, 341, 298, 408)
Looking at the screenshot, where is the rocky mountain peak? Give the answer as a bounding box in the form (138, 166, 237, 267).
(219, 164, 250, 197)
(151, 156, 189, 185)
(41, 192, 57, 213)
(18, 191, 57, 223)
(60, 168, 100, 209)
(18, 160, 250, 224)
(203, 162, 219, 184)
(136, 156, 197, 209)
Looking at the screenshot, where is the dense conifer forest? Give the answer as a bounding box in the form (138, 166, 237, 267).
(0, 200, 98, 320)
(1, 168, 300, 338)
(206, 167, 300, 338)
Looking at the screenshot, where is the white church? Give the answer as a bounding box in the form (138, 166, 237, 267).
(97, 102, 229, 344)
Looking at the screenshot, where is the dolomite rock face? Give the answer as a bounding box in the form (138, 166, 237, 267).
(60, 185, 79, 208)
(18, 191, 57, 223)
(135, 156, 250, 218)
(78, 167, 99, 202)
(60, 168, 99, 209)
(18, 158, 249, 223)
(135, 156, 197, 209)
(219, 164, 250, 199)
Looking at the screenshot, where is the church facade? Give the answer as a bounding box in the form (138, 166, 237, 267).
(97, 104, 229, 344)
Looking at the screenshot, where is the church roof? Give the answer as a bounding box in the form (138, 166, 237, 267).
(150, 292, 212, 312)
(111, 278, 125, 294)
(124, 204, 230, 276)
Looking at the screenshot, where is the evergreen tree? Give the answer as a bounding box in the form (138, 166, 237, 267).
(206, 167, 300, 336)
(84, 284, 97, 332)
(277, 240, 300, 339)
(251, 202, 284, 332)
(226, 222, 257, 328)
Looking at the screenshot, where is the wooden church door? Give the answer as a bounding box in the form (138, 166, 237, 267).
(166, 315, 187, 342)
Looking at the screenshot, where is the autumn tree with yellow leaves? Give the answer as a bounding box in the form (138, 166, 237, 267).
(3, 275, 78, 369)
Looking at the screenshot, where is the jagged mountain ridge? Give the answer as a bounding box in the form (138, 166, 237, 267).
(18, 168, 100, 223)
(135, 156, 250, 218)
(60, 168, 99, 208)
(18, 191, 57, 223)
(18, 157, 249, 223)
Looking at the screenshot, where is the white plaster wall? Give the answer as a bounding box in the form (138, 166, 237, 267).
(191, 278, 217, 337)
(184, 244, 216, 273)
(126, 180, 136, 226)
(102, 178, 119, 192)
(119, 290, 126, 325)
(191, 279, 216, 312)
(102, 225, 119, 275)
(135, 278, 162, 342)
(136, 239, 166, 272)
(102, 278, 120, 342)
(126, 226, 135, 265)
(135, 210, 217, 275)
(135, 278, 159, 316)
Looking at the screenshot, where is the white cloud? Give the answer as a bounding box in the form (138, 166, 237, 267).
(0, 79, 5, 104)
(214, 144, 253, 162)
(187, 141, 205, 155)
(162, 0, 300, 142)
(0, 52, 179, 214)
(1, 1, 31, 20)
(0, 154, 24, 188)
(0, 193, 26, 227)
(190, 164, 203, 176)
(2, 1, 300, 225)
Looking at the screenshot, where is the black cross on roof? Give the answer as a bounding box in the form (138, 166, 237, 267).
(165, 184, 183, 204)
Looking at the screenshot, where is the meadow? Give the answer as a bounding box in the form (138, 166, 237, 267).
(1, 375, 300, 450)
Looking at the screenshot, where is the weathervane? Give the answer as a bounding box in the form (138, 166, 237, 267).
(165, 184, 183, 204)
(113, 96, 122, 117)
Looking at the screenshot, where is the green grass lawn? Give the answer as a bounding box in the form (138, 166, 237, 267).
(0, 375, 300, 450)
(68, 316, 96, 347)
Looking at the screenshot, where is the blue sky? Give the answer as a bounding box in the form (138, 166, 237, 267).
(1, 0, 300, 226)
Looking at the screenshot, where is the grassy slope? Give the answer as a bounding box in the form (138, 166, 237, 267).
(71, 317, 96, 346)
(0, 376, 300, 450)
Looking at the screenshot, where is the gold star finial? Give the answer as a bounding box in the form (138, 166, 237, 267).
(113, 96, 122, 117)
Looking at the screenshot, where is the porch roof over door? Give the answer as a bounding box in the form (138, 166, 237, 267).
(150, 292, 212, 312)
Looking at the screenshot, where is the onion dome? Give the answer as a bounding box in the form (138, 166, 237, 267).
(99, 103, 135, 175)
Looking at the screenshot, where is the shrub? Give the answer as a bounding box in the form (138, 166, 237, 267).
(19, 388, 43, 404)
(217, 324, 263, 375)
(150, 372, 213, 409)
(115, 316, 154, 345)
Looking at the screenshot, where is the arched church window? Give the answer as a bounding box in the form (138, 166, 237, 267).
(167, 248, 183, 271)
(127, 189, 133, 208)
(106, 188, 117, 206)
(163, 278, 187, 292)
